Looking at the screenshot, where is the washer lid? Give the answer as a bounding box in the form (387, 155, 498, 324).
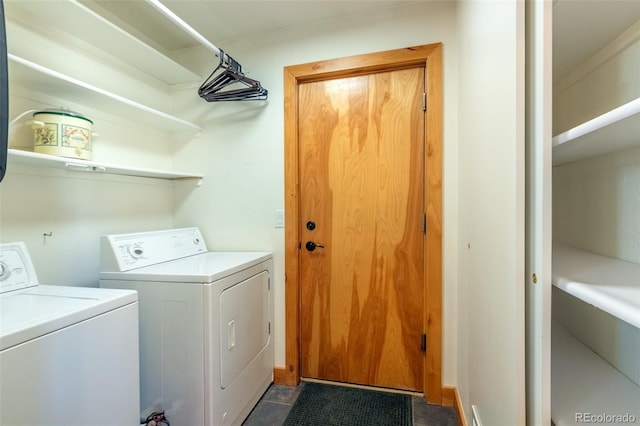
(100, 251, 272, 283)
(0, 285, 137, 351)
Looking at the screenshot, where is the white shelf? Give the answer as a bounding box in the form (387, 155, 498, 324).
(552, 321, 640, 426)
(8, 149, 204, 182)
(551, 322, 640, 426)
(4, 0, 201, 86)
(552, 98, 640, 165)
(552, 243, 640, 328)
(8, 54, 202, 134)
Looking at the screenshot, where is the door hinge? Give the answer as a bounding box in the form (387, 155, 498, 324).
(423, 213, 427, 234)
(268, 277, 271, 290)
(268, 322, 271, 335)
(421, 333, 427, 352)
(422, 92, 427, 112)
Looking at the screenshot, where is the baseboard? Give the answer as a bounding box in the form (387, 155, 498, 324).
(273, 367, 298, 386)
(442, 386, 467, 426)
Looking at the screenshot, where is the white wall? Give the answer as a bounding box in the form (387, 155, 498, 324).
(170, 0, 461, 385)
(456, 1, 526, 424)
(553, 147, 640, 263)
(2, 0, 463, 391)
(0, 166, 174, 285)
(0, 17, 178, 286)
(1, 2, 537, 423)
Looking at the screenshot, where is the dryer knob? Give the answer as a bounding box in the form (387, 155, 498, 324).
(128, 245, 144, 259)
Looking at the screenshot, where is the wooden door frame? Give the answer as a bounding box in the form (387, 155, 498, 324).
(280, 43, 443, 404)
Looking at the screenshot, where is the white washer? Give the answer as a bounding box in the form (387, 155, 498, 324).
(99, 227, 274, 426)
(0, 242, 140, 426)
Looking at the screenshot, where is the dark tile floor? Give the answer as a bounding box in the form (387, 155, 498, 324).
(243, 381, 458, 426)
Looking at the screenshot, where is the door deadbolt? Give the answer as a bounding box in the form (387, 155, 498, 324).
(305, 241, 324, 251)
(306, 221, 316, 231)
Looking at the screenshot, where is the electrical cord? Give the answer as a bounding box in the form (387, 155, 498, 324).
(143, 411, 169, 426)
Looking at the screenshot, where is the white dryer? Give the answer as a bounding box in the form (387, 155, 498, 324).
(99, 227, 274, 426)
(0, 242, 140, 426)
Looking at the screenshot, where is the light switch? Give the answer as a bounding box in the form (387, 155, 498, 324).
(274, 209, 285, 228)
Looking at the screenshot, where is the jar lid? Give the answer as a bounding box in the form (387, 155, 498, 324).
(33, 109, 93, 124)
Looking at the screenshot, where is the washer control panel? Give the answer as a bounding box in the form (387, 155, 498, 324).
(0, 242, 39, 294)
(101, 227, 207, 272)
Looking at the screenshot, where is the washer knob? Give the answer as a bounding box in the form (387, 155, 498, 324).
(0, 262, 9, 281)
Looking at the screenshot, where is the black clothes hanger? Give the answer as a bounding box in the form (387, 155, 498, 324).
(198, 50, 268, 102)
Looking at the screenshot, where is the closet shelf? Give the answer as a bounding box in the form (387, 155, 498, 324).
(552, 98, 640, 166)
(8, 55, 202, 134)
(8, 149, 204, 182)
(4, 0, 201, 86)
(552, 243, 640, 328)
(551, 321, 640, 426)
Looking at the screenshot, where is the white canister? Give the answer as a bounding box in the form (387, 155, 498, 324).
(32, 109, 94, 160)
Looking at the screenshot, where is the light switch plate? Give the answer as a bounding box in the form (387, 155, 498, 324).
(274, 209, 285, 228)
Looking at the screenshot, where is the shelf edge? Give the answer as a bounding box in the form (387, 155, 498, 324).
(552, 98, 640, 146)
(552, 243, 640, 328)
(8, 149, 204, 181)
(8, 54, 203, 133)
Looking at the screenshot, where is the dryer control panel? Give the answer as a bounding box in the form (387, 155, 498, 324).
(101, 227, 207, 271)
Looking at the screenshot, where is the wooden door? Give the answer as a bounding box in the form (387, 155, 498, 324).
(298, 67, 425, 391)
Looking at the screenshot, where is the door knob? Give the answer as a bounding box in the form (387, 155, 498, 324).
(305, 241, 325, 252)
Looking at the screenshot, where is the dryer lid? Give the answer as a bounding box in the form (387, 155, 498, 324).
(100, 251, 272, 283)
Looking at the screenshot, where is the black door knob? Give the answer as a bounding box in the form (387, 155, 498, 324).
(305, 241, 325, 251)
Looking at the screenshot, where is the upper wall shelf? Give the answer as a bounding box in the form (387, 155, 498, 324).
(552, 98, 640, 165)
(4, 0, 201, 86)
(8, 54, 202, 134)
(8, 149, 204, 181)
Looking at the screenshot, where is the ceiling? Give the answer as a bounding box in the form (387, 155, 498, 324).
(81, 0, 640, 81)
(82, 0, 418, 52)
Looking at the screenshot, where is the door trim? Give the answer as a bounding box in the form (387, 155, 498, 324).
(283, 43, 443, 404)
